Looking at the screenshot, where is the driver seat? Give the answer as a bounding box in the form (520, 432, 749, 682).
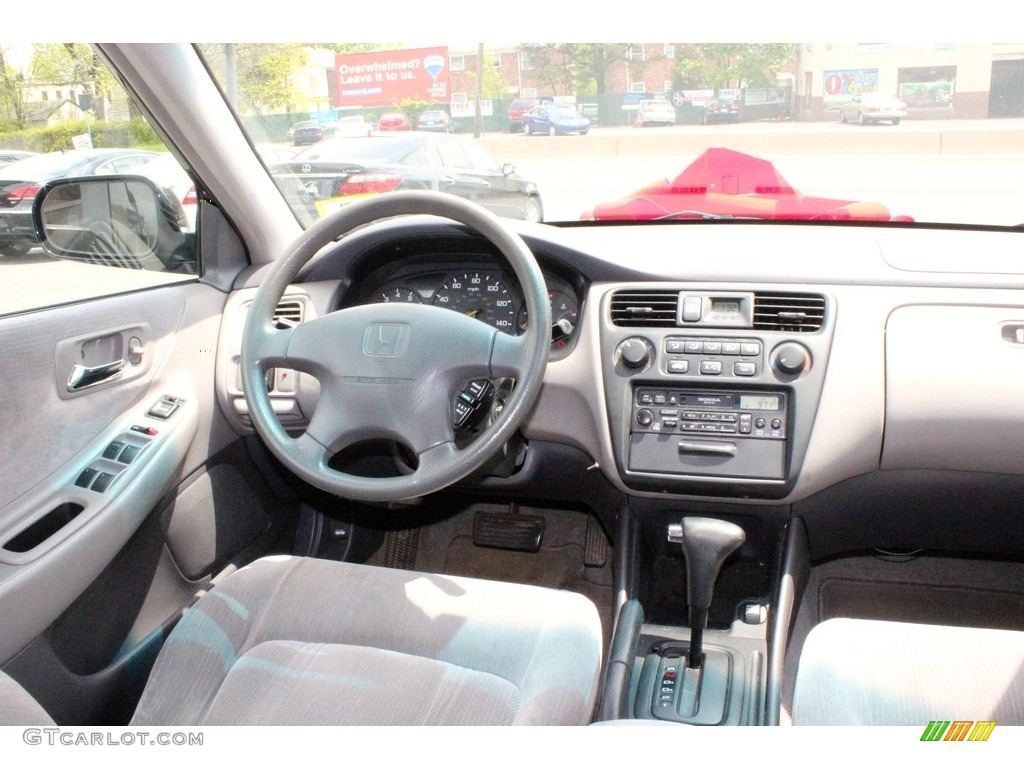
(3, 556, 604, 726)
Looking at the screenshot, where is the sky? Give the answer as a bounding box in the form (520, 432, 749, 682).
(1, 1, 1014, 45)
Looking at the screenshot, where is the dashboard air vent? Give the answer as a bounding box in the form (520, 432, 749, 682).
(610, 290, 680, 327)
(753, 292, 825, 332)
(272, 299, 305, 329)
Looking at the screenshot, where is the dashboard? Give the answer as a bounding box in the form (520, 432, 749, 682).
(220, 217, 1024, 547)
(339, 251, 582, 354)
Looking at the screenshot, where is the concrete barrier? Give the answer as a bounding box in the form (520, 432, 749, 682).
(479, 122, 1024, 159)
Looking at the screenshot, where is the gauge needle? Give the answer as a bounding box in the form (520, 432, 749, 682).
(465, 309, 481, 318)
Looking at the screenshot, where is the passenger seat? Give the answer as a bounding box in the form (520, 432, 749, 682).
(792, 618, 1024, 725)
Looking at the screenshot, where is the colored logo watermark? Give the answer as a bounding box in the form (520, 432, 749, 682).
(921, 721, 996, 742)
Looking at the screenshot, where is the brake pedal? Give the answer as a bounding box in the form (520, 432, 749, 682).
(473, 509, 545, 553)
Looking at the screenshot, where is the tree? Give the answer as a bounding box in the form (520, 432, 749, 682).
(0, 46, 27, 129)
(464, 48, 509, 101)
(519, 44, 639, 95)
(30, 43, 119, 119)
(673, 44, 796, 91)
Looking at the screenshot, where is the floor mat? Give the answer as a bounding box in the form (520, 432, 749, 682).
(370, 501, 615, 648)
(819, 577, 1024, 630)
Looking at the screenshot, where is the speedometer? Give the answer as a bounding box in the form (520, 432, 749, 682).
(432, 272, 516, 333)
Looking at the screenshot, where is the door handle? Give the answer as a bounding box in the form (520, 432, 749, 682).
(67, 359, 126, 392)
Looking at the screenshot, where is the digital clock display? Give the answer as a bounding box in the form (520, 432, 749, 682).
(711, 299, 741, 315)
(740, 394, 781, 411)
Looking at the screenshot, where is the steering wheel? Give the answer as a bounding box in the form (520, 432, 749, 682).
(240, 191, 551, 502)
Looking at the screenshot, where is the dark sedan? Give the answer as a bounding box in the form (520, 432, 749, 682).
(291, 120, 324, 146)
(0, 149, 165, 257)
(270, 134, 543, 223)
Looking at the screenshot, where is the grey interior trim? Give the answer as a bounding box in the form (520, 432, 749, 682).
(883, 304, 1024, 473)
(765, 518, 809, 726)
(0, 392, 198, 665)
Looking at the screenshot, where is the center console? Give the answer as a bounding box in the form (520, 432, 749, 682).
(600, 286, 834, 499)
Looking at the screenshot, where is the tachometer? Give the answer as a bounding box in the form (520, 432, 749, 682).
(433, 272, 516, 333)
(377, 287, 422, 303)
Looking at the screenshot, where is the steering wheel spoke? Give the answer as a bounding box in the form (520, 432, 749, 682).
(490, 332, 532, 378)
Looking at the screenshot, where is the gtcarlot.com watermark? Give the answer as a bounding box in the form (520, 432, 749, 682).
(23, 728, 203, 747)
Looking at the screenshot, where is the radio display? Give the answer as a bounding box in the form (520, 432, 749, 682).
(740, 394, 781, 411)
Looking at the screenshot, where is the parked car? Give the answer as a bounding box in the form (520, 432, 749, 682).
(837, 92, 908, 125)
(290, 120, 324, 145)
(0, 148, 183, 256)
(0, 150, 37, 169)
(521, 104, 591, 135)
(635, 100, 677, 127)
(330, 115, 374, 137)
(507, 97, 539, 132)
(416, 109, 453, 132)
(377, 111, 412, 131)
(702, 98, 741, 124)
(4, 37, 1024, 759)
(256, 144, 299, 165)
(270, 133, 543, 222)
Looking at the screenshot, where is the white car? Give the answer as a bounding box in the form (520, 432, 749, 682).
(635, 100, 677, 127)
(837, 93, 908, 125)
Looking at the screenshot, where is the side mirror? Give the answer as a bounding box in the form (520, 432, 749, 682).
(501, 162, 516, 177)
(32, 176, 196, 273)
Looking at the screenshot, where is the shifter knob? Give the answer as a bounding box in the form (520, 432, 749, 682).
(668, 517, 745, 668)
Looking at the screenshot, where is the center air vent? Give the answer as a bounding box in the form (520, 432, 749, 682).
(272, 299, 305, 329)
(610, 290, 680, 327)
(752, 292, 825, 332)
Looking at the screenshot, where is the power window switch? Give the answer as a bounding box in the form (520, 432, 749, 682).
(103, 441, 127, 460)
(91, 472, 116, 493)
(75, 467, 99, 488)
(118, 444, 142, 464)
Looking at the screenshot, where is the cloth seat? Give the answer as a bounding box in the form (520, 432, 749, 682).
(3, 556, 604, 726)
(793, 618, 1024, 725)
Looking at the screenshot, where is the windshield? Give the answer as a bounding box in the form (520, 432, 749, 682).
(189, 42, 1024, 229)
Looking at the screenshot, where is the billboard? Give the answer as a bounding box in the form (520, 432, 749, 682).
(335, 47, 450, 108)
(823, 69, 879, 107)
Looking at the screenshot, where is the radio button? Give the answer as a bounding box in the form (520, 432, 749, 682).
(699, 361, 723, 375)
(636, 409, 655, 427)
(667, 360, 689, 374)
(755, 418, 767, 429)
(734, 362, 757, 376)
(771, 418, 783, 430)
(739, 414, 753, 434)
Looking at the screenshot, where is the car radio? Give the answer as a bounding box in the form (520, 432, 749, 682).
(628, 388, 788, 480)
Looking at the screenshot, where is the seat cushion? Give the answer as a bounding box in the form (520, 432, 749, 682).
(793, 618, 1024, 725)
(0, 670, 54, 726)
(131, 556, 603, 725)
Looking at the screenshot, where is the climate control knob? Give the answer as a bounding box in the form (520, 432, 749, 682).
(618, 337, 652, 369)
(772, 342, 810, 376)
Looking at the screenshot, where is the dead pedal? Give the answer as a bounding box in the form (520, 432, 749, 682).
(381, 528, 420, 570)
(584, 516, 608, 567)
(473, 510, 545, 552)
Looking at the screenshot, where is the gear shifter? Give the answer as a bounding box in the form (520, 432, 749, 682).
(667, 517, 746, 668)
